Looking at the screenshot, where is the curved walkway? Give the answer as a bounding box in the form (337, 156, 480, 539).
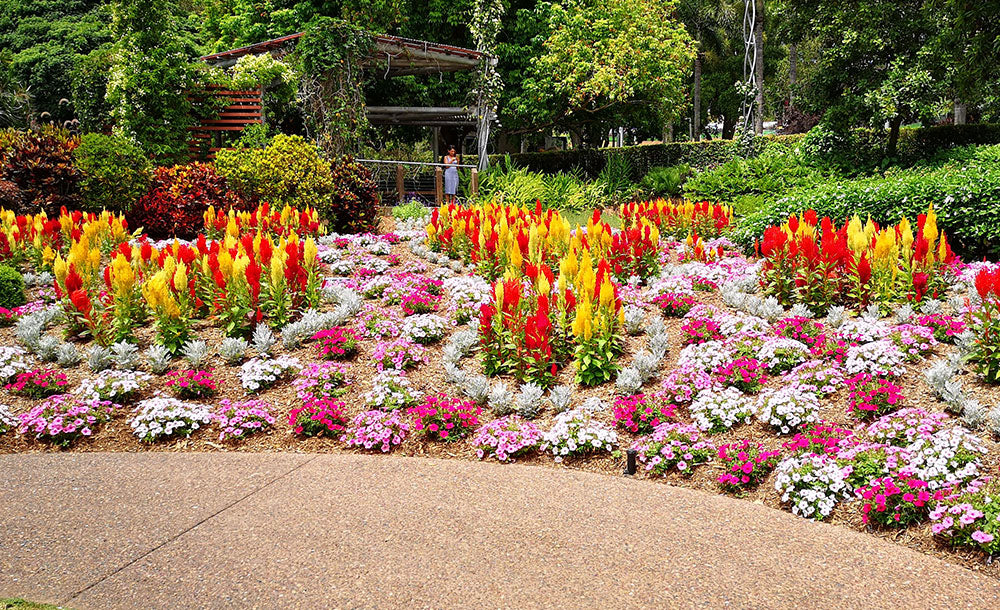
(1, 453, 998, 609)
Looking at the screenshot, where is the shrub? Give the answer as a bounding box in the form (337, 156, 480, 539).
(215, 134, 334, 209)
(130, 162, 248, 239)
(74, 133, 151, 213)
(327, 156, 379, 233)
(640, 164, 690, 197)
(0, 128, 80, 214)
(735, 150, 1000, 258)
(0, 265, 26, 310)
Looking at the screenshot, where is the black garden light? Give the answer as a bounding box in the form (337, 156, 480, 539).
(624, 448, 637, 476)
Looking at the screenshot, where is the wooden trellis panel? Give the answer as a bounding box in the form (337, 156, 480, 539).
(188, 85, 262, 160)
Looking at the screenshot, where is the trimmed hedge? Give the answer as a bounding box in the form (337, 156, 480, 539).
(498, 124, 1000, 179)
(497, 140, 736, 180)
(0, 265, 26, 310)
(734, 147, 1000, 259)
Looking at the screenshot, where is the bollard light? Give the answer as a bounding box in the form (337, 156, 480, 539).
(624, 448, 637, 476)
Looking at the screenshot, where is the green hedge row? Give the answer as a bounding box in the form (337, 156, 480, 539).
(733, 146, 1000, 259)
(498, 124, 1000, 180)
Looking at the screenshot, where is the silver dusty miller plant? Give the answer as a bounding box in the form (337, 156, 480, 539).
(515, 383, 545, 419)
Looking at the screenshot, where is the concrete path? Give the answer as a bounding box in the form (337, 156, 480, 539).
(1, 453, 998, 609)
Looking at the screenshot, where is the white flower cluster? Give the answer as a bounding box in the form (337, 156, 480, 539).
(443, 275, 491, 319)
(843, 339, 907, 377)
(0, 403, 16, 433)
(677, 340, 735, 372)
(402, 314, 450, 345)
(836, 318, 892, 344)
(130, 396, 212, 442)
(0, 346, 32, 382)
(239, 356, 302, 393)
(648, 274, 695, 298)
(76, 370, 152, 404)
(773, 454, 852, 520)
(365, 369, 422, 410)
(540, 408, 618, 461)
(755, 337, 810, 373)
(781, 360, 844, 397)
(757, 385, 820, 434)
(902, 427, 985, 490)
(690, 387, 755, 433)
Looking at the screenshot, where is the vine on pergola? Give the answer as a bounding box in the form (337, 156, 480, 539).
(295, 17, 375, 157)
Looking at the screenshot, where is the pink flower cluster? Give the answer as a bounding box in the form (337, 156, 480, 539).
(472, 415, 542, 462)
(16, 394, 114, 447)
(0, 301, 47, 327)
(660, 363, 715, 403)
(715, 357, 768, 394)
(717, 439, 781, 490)
(312, 327, 359, 360)
(294, 361, 351, 402)
(865, 407, 946, 446)
(652, 293, 696, 317)
(356, 303, 404, 339)
(612, 394, 676, 434)
(632, 422, 715, 476)
(165, 369, 218, 399)
(915, 314, 965, 344)
(929, 478, 1000, 554)
(5, 368, 69, 398)
(289, 399, 348, 437)
(212, 399, 275, 441)
(408, 393, 481, 441)
(847, 373, 904, 420)
(372, 337, 427, 371)
(782, 421, 855, 456)
(857, 474, 932, 527)
(341, 409, 410, 452)
(680, 317, 723, 345)
(401, 292, 438, 315)
(888, 324, 936, 361)
(773, 316, 827, 349)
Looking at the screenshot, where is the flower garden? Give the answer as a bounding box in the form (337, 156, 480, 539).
(1, 197, 1000, 576)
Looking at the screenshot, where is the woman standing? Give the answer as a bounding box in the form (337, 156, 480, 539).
(443, 145, 459, 205)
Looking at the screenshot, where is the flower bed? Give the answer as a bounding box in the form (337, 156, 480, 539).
(3, 199, 1000, 575)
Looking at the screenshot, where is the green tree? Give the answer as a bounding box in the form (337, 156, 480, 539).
(519, 0, 696, 147)
(0, 0, 112, 122)
(784, 0, 946, 155)
(106, 0, 210, 163)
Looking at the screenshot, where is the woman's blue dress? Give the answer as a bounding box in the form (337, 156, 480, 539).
(444, 158, 459, 195)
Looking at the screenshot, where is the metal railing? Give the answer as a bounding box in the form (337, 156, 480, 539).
(355, 159, 479, 204)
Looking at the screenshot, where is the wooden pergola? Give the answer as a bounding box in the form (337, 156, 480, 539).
(199, 33, 493, 162)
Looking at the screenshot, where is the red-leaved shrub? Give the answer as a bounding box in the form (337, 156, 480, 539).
(129, 162, 248, 238)
(327, 157, 379, 234)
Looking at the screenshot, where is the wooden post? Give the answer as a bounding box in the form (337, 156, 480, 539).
(471, 168, 479, 201)
(396, 164, 405, 203)
(435, 167, 444, 205)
